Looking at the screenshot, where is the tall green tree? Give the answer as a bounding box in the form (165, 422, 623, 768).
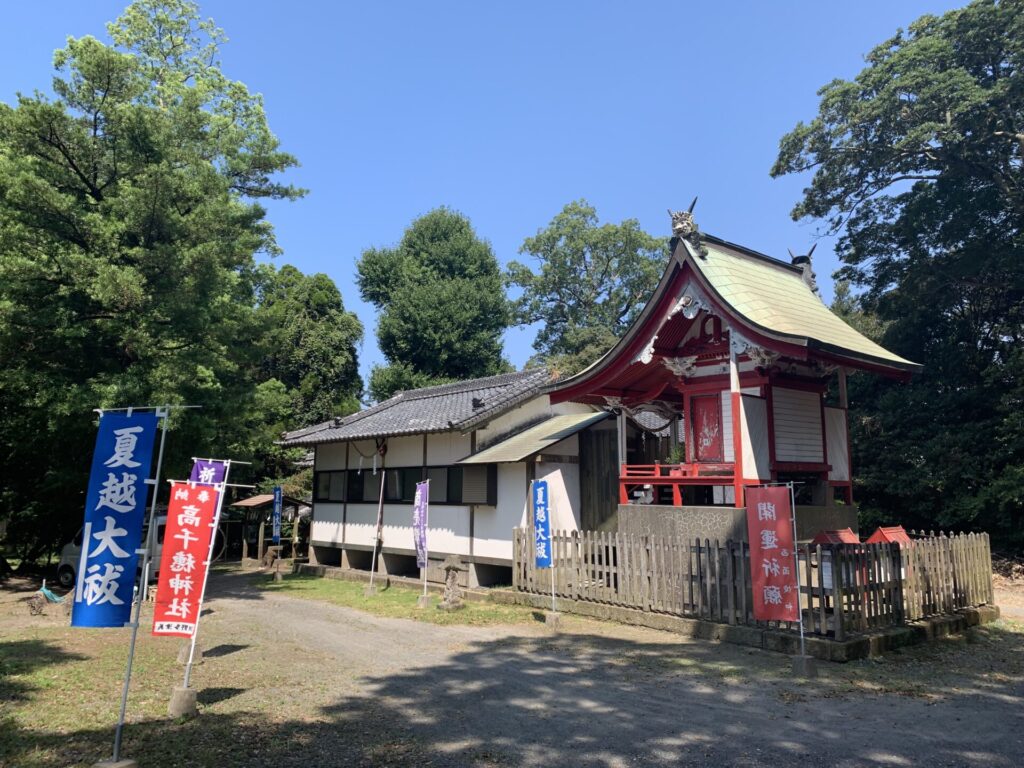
(772, 0, 1024, 545)
(357, 208, 510, 402)
(508, 200, 667, 376)
(0, 0, 302, 563)
(257, 264, 363, 426)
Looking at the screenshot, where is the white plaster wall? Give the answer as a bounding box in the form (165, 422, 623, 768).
(310, 502, 344, 544)
(343, 503, 380, 547)
(380, 434, 422, 467)
(426, 432, 472, 464)
(472, 463, 527, 560)
(316, 443, 347, 471)
(537, 462, 580, 531)
(343, 502, 471, 556)
(382, 503, 471, 556)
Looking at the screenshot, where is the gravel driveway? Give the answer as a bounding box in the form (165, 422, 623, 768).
(181, 569, 1024, 768)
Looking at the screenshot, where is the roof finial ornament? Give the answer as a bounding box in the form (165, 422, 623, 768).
(668, 197, 708, 260)
(789, 243, 820, 297)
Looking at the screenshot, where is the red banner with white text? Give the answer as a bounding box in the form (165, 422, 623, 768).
(152, 481, 218, 637)
(746, 485, 799, 622)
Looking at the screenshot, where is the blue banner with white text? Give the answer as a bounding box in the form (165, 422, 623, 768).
(272, 485, 282, 544)
(71, 411, 158, 627)
(533, 480, 552, 569)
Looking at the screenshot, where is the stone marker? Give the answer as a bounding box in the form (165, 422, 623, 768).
(416, 594, 431, 609)
(791, 654, 818, 679)
(437, 555, 465, 612)
(544, 611, 562, 629)
(363, 584, 378, 597)
(177, 643, 202, 665)
(168, 686, 197, 718)
(93, 760, 138, 768)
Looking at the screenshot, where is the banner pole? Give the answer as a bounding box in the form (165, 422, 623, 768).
(111, 405, 170, 763)
(550, 499, 556, 613)
(551, 557, 556, 613)
(789, 481, 806, 659)
(183, 460, 232, 689)
(368, 469, 386, 592)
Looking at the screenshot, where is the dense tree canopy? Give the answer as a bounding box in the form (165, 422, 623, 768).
(0, 1, 355, 563)
(507, 200, 667, 376)
(357, 208, 510, 402)
(257, 265, 363, 426)
(773, 0, 1024, 546)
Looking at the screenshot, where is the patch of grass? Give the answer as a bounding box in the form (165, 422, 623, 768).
(258, 573, 539, 626)
(0, 623, 187, 767)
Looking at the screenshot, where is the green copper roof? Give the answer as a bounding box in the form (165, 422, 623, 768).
(459, 412, 609, 464)
(694, 243, 918, 370)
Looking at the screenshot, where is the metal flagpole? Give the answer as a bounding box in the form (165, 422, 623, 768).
(550, 501, 556, 614)
(551, 558, 556, 614)
(368, 469, 386, 592)
(788, 481, 806, 659)
(111, 405, 170, 764)
(182, 461, 233, 689)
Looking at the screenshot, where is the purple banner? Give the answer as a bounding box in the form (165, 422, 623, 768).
(413, 480, 429, 569)
(190, 459, 227, 486)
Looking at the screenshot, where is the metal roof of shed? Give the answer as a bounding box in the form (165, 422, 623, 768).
(230, 494, 308, 508)
(458, 412, 609, 464)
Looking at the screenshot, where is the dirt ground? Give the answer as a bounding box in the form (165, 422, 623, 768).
(3, 567, 1024, 767)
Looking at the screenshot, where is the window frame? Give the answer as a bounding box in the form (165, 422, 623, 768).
(313, 470, 347, 503)
(316, 464, 497, 506)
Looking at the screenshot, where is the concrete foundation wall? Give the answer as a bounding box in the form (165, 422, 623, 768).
(617, 504, 859, 542)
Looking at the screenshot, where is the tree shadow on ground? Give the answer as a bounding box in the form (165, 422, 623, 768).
(6, 621, 1024, 768)
(0, 639, 88, 702)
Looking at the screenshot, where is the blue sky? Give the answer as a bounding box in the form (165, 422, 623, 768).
(1, 1, 964, 386)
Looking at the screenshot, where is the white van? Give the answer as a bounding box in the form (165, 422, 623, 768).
(57, 515, 166, 588)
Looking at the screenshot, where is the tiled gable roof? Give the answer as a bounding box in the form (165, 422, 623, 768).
(279, 368, 551, 446)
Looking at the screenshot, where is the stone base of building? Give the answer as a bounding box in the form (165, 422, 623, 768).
(306, 543, 513, 589)
(617, 504, 859, 542)
(490, 589, 1001, 662)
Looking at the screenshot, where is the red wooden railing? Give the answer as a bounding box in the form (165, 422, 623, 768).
(619, 463, 734, 505)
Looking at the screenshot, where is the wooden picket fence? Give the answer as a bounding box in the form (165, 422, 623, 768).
(902, 531, 994, 622)
(512, 528, 993, 640)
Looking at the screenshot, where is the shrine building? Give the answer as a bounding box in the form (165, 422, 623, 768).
(545, 209, 920, 540)
(281, 209, 919, 586)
